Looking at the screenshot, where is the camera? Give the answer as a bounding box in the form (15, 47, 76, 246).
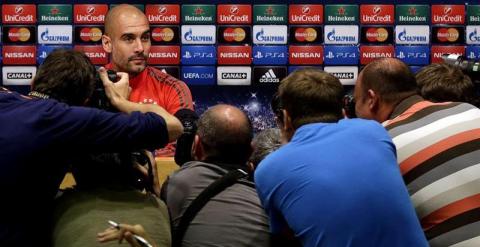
(88, 69, 119, 111)
(442, 54, 480, 83)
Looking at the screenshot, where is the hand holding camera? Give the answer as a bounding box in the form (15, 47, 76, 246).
(97, 67, 131, 110)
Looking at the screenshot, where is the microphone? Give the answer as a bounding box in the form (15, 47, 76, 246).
(174, 109, 198, 166)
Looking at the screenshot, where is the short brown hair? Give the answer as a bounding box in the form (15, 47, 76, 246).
(416, 63, 476, 104)
(32, 49, 96, 106)
(359, 58, 417, 105)
(278, 68, 344, 129)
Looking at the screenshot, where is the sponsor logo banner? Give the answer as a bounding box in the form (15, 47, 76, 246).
(289, 45, 323, 64)
(410, 66, 423, 74)
(289, 5, 323, 24)
(3, 45, 36, 64)
(395, 25, 430, 44)
(110, 4, 144, 12)
(253, 45, 288, 65)
(360, 26, 393, 44)
(253, 25, 288, 44)
(181, 5, 215, 24)
(217, 26, 251, 44)
(395, 4, 429, 24)
(323, 66, 358, 85)
(154, 66, 179, 78)
(467, 5, 480, 24)
(324, 25, 359, 44)
(324, 45, 359, 65)
(432, 26, 465, 44)
(288, 65, 322, 74)
(432, 5, 465, 24)
(253, 66, 287, 85)
(74, 26, 103, 44)
(325, 5, 358, 24)
(181, 45, 216, 65)
(467, 45, 480, 60)
(181, 25, 216, 44)
(466, 26, 480, 44)
(217, 45, 251, 65)
(38, 25, 72, 44)
(181, 66, 216, 85)
(217, 5, 251, 24)
(395, 45, 429, 65)
(253, 5, 288, 24)
(360, 45, 394, 64)
(431, 45, 465, 63)
(74, 4, 107, 24)
(2, 26, 36, 44)
(74, 45, 108, 64)
(145, 4, 180, 24)
(151, 26, 179, 44)
(360, 5, 394, 24)
(148, 45, 180, 64)
(2, 66, 37, 86)
(217, 66, 251, 85)
(38, 4, 72, 24)
(2, 4, 36, 24)
(289, 26, 322, 44)
(37, 45, 72, 64)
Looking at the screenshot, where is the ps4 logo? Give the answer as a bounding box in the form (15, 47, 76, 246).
(39, 51, 48, 59)
(325, 51, 357, 59)
(254, 51, 286, 59)
(183, 51, 214, 59)
(397, 51, 427, 59)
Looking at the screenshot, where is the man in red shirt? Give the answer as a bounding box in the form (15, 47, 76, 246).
(102, 4, 194, 156)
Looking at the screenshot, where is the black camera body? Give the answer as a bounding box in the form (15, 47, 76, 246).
(442, 54, 480, 84)
(88, 70, 119, 111)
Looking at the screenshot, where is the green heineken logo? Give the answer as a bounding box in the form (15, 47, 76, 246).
(467, 5, 480, 24)
(38, 4, 72, 23)
(396, 5, 429, 24)
(253, 4, 287, 24)
(325, 5, 358, 23)
(182, 4, 215, 23)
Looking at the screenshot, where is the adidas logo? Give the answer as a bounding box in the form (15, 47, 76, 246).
(259, 69, 279, 83)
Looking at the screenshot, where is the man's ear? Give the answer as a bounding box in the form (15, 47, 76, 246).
(102, 35, 112, 53)
(191, 135, 204, 161)
(281, 109, 294, 142)
(367, 89, 379, 112)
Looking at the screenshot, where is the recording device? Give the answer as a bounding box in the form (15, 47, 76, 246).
(442, 54, 480, 83)
(174, 109, 199, 166)
(88, 69, 119, 111)
(108, 220, 153, 247)
(343, 90, 356, 119)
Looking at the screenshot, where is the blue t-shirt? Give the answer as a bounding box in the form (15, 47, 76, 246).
(0, 90, 169, 246)
(255, 119, 428, 247)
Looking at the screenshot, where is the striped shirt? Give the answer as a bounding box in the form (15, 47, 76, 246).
(384, 95, 480, 247)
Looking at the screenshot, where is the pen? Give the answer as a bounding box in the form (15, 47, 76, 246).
(108, 220, 153, 247)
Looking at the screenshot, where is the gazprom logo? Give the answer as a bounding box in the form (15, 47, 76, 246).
(395, 25, 429, 44)
(40, 29, 70, 42)
(37, 25, 72, 44)
(324, 25, 359, 44)
(181, 25, 216, 44)
(467, 26, 480, 44)
(253, 25, 287, 44)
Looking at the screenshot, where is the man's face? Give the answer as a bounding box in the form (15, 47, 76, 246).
(103, 13, 151, 74)
(353, 73, 374, 120)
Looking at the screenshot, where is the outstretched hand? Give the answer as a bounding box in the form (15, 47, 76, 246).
(97, 223, 157, 247)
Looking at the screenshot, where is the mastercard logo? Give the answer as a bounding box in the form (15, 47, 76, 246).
(294, 27, 317, 42)
(437, 28, 459, 42)
(365, 27, 389, 42)
(223, 27, 246, 42)
(152, 27, 175, 42)
(8, 27, 31, 42)
(79, 27, 102, 42)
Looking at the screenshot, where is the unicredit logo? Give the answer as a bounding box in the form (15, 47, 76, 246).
(327, 29, 356, 42)
(398, 29, 427, 42)
(230, 6, 239, 14)
(15, 6, 24, 14)
(40, 29, 70, 42)
(255, 28, 285, 42)
(184, 29, 213, 42)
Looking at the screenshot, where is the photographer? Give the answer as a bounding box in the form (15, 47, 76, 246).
(0, 49, 182, 246)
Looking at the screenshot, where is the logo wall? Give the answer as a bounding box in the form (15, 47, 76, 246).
(395, 25, 430, 44)
(253, 25, 288, 44)
(148, 46, 180, 64)
(217, 5, 252, 24)
(181, 66, 215, 85)
(38, 45, 72, 64)
(75, 26, 103, 44)
(74, 4, 108, 24)
(217, 66, 251, 85)
(145, 4, 180, 24)
(324, 5, 358, 24)
(431, 46, 465, 63)
(3, 26, 36, 44)
(2, 45, 36, 64)
(431, 5, 465, 24)
(2, 4, 36, 24)
(395, 45, 429, 65)
(181, 46, 216, 65)
(467, 46, 480, 59)
(289, 45, 323, 64)
(360, 45, 394, 64)
(217, 45, 252, 65)
(467, 26, 480, 44)
(181, 25, 216, 44)
(38, 4, 72, 24)
(217, 26, 251, 44)
(395, 5, 429, 24)
(432, 26, 464, 44)
(253, 66, 287, 84)
(151, 26, 179, 44)
(323, 66, 358, 85)
(253, 46, 288, 65)
(181, 5, 215, 24)
(360, 26, 393, 44)
(324, 46, 359, 65)
(289, 5, 323, 24)
(253, 5, 288, 24)
(289, 26, 322, 44)
(360, 5, 394, 24)
(74, 45, 108, 64)
(324, 25, 359, 44)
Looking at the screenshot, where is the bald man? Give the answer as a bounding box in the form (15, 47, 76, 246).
(102, 4, 193, 156)
(354, 58, 480, 246)
(161, 104, 270, 247)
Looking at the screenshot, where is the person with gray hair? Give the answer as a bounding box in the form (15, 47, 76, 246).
(249, 128, 282, 169)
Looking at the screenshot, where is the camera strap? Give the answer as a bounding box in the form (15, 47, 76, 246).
(172, 164, 252, 247)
